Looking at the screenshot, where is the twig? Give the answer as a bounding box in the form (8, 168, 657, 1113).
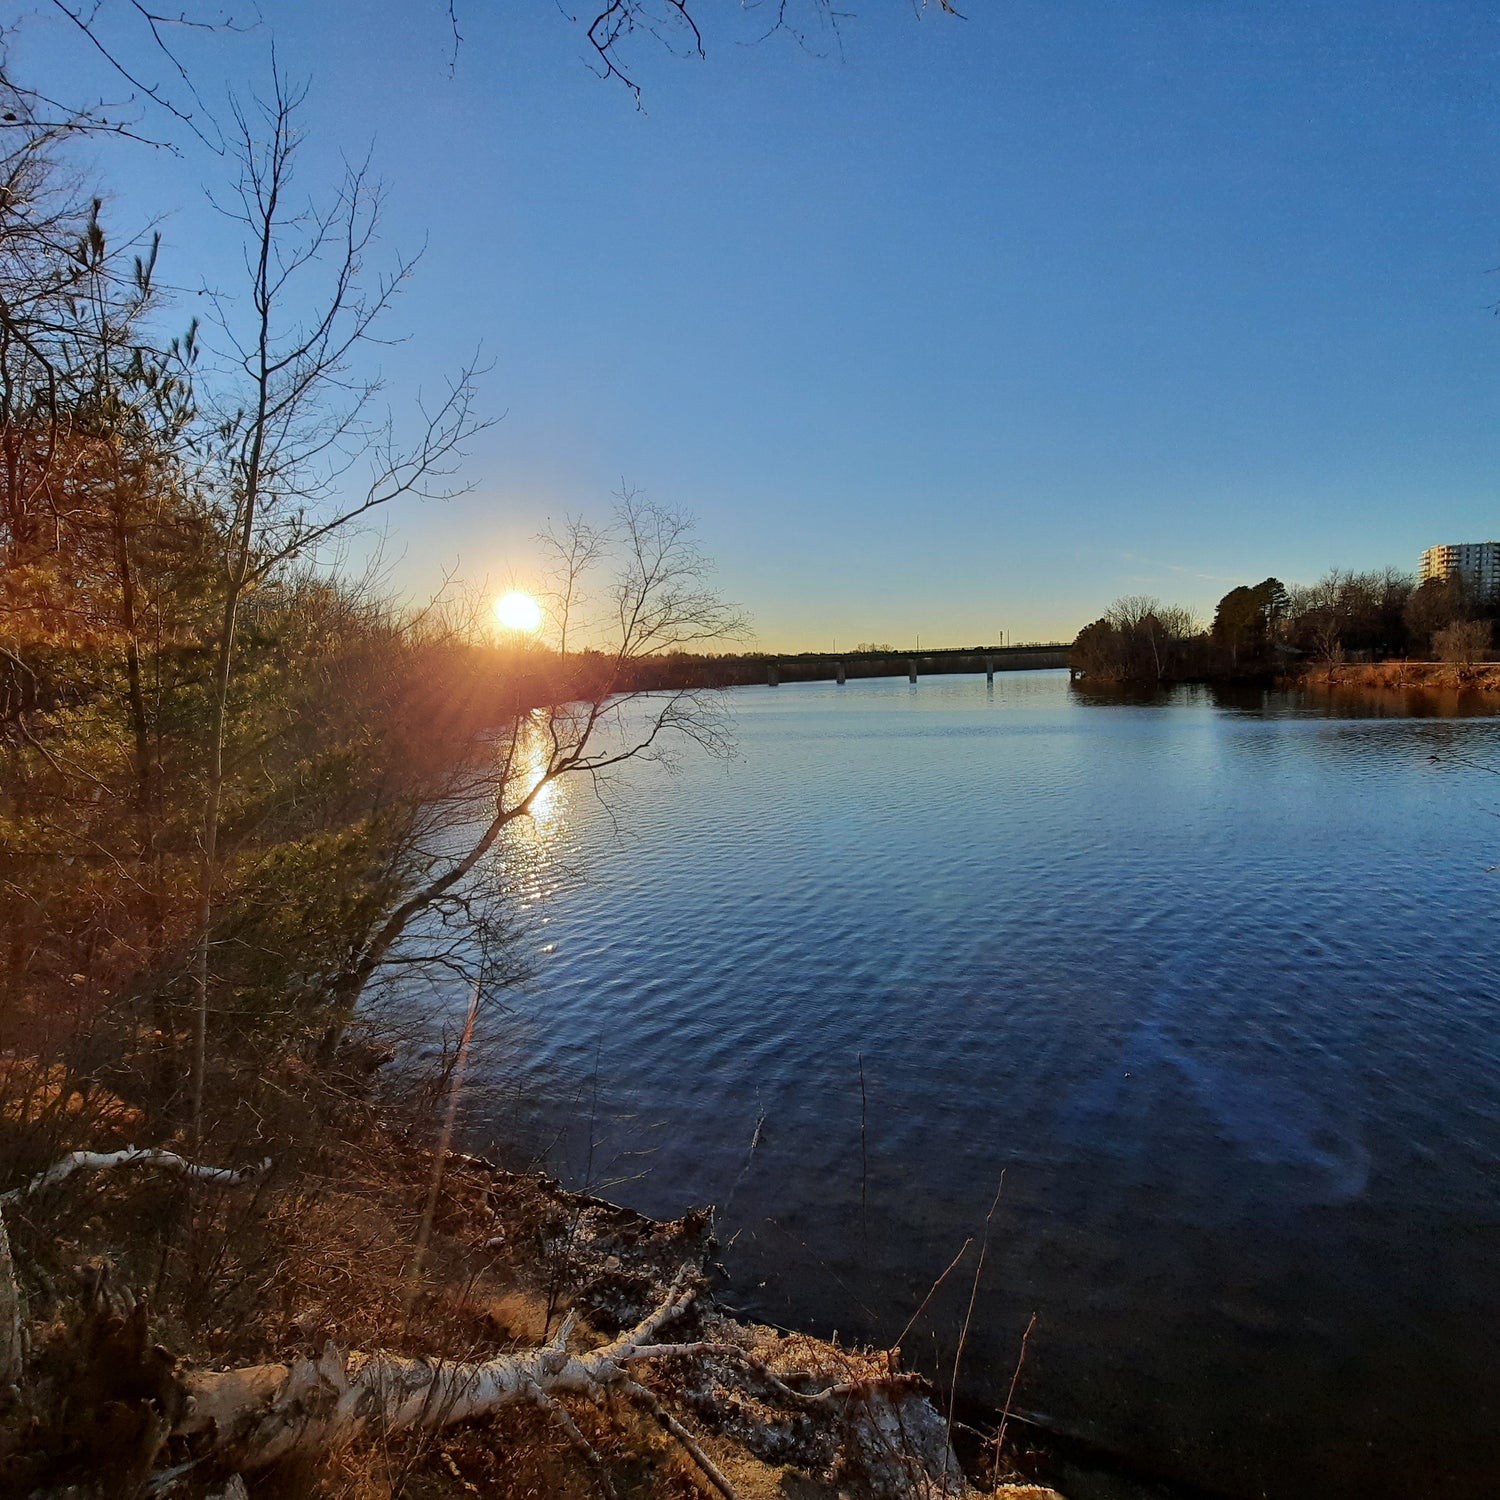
(622, 1377, 740, 1500)
(721, 1096, 765, 1216)
(993, 1310, 1037, 1485)
(857, 1051, 869, 1242)
(405, 979, 480, 1319)
(628, 1339, 925, 1409)
(526, 1380, 619, 1500)
(945, 1172, 1005, 1485)
(890, 1237, 972, 1355)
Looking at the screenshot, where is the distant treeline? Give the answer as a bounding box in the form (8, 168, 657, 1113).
(1071, 569, 1494, 684)
(496, 643, 1071, 696)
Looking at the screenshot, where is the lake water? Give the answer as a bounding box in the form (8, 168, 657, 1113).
(464, 669, 1500, 1498)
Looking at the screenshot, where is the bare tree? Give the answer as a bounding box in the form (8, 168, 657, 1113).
(187, 71, 485, 1140)
(1287, 571, 1349, 676)
(1434, 619, 1492, 668)
(1104, 595, 1198, 682)
(314, 489, 746, 1063)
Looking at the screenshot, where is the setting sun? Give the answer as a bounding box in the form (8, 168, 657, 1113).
(493, 589, 542, 633)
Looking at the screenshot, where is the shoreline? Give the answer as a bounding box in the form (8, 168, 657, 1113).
(1293, 660, 1500, 694)
(1070, 660, 1500, 697)
(0, 1117, 1069, 1499)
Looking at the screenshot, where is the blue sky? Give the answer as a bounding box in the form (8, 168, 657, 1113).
(17, 1, 1500, 648)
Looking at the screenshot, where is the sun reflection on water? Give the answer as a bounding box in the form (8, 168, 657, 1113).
(493, 711, 573, 913)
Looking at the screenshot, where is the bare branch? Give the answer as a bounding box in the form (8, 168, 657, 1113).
(0, 1146, 267, 1204)
(41, 0, 232, 150)
(313, 493, 743, 1061)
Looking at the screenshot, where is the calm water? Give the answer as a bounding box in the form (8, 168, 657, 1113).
(463, 670, 1500, 1498)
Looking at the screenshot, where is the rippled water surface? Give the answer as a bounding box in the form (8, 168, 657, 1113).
(466, 670, 1500, 1498)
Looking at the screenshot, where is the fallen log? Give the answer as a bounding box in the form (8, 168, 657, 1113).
(167, 1270, 969, 1499)
(178, 1275, 692, 1469)
(5, 1151, 995, 1498)
(0, 1147, 268, 1205)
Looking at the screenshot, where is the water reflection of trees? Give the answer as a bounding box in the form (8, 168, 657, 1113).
(1066, 679, 1176, 709)
(1070, 674, 1500, 723)
(1280, 682, 1500, 720)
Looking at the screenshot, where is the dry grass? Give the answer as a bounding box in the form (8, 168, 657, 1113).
(0, 1120, 816, 1499)
(1, 1108, 1066, 1500)
(313, 1394, 709, 1500)
(1308, 661, 1500, 693)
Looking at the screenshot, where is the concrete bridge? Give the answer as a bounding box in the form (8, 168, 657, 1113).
(762, 644, 1070, 686)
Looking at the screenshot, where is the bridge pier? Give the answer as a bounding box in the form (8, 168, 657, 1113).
(768, 664, 779, 687)
(985, 657, 994, 683)
(836, 662, 846, 684)
(908, 659, 917, 683)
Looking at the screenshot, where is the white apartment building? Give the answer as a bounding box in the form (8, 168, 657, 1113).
(1418, 541, 1500, 601)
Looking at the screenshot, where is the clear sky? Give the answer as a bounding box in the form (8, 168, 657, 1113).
(16, 1, 1500, 649)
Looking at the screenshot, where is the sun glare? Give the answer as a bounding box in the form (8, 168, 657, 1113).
(494, 589, 543, 633)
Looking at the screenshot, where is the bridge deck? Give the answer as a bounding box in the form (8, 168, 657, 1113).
(762, 646, 1070, 684)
